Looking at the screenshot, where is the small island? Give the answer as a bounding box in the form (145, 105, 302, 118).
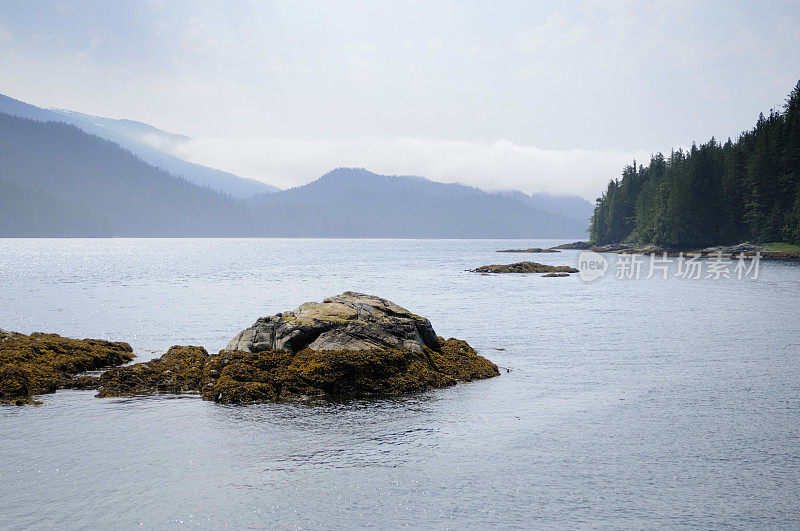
(1, 293, 499, 405)
(470, 261, 579, 274)
(497, 248, 560, 253)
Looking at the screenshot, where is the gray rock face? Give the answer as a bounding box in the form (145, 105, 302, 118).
(224, 292, 441, 354)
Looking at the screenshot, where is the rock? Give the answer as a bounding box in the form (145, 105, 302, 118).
(725, 242, 766, 254)
(96, 337, 499, 403)
(588, 243, 634, 252)
(95, 346, 208, 398)
(497, 248, 560, 253)
(761, 251, 800, 261)
(542, 272, 571, 277)
(469, 261, 579, 274)
(0, 331, 134, 405)
(207, 337, 497, 403)
(94, 294, 500, 403)
(550, 241, 593, 250)
(224, 292, 440, 354)
(616, 245, 670, 254)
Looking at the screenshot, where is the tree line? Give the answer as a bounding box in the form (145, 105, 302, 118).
(590, 80, 800, 247)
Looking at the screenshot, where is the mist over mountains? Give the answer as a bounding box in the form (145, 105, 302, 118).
(0, 94, 591, 238)
(0, 94, 278, 199)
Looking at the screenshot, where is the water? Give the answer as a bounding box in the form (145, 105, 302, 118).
(1, 238, 799, 528)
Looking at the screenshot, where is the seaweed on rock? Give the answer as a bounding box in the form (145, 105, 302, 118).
(95, 338, 499, 404)
(0, 330, 133, 405)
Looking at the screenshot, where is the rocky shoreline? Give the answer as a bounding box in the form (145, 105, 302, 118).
(554, 241, 800, 261)
(1, 293, 499, 406)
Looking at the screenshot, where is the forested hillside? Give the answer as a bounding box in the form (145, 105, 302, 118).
(590, 80, 800, 247)
(0, 112, 256, 236)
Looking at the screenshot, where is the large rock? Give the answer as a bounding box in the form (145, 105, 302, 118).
(224, 292, 440, 354)
(94, 293, 500, 403)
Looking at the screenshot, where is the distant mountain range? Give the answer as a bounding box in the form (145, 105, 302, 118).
(246, 168, 589, 237)
(0, 94, 278, 198)
(496, 190, 594, 226)
(0, 94, 592, 237)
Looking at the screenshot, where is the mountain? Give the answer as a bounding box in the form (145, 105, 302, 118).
(0, 110, 589, 238)
(497, 190, 594, 225)
(247, 168, 588, 238)
(0, 94, 278, 198)
(0, 112, 256, 236)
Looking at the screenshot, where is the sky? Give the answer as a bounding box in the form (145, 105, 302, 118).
(1, 0, 799, 199)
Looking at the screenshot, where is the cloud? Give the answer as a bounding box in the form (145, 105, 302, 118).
(515, 13, 589, 53)
(0, 23, 11, 41)
(156, 135, 650, 200)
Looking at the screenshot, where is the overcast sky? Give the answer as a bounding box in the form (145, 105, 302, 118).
(1, 0, 799, 199)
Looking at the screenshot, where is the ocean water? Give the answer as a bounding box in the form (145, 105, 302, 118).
(1, 238, 799, 529)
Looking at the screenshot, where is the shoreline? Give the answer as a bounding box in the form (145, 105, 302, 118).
(551, 241, 800, 261)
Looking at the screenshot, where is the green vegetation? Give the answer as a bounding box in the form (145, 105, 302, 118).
(590, 80, 800, 247)
(764, 242, 800, 252)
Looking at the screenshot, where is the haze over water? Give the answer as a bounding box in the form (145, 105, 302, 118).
(1, 238, 799, 528)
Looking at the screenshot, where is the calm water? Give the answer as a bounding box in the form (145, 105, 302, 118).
(1, 238, 799, 529)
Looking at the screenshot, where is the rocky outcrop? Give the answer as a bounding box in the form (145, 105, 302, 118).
(5, 295, 500, 405)
(497, 248, 560, 253)
(93, 294, 500, 403)
(470, 261, 579, 274)
(550, 241, 593, 250)
(0, 331, 134, 405)
(543, 272, 571, 277)
(94, 345, 209, 398)
(94, 338, 498, 403)
(700, 243, 765, 254)
(224, 292, 440, 354)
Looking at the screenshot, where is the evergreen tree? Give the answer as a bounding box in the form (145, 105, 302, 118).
(591, 79, 800, 246)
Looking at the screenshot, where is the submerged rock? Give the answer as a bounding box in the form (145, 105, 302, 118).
(94, 294, 500, 404)
(497, 248, 560, 253)
(470, 261, 579, 274)
(0, 331, 133, 405)
(224, 292, 440, 354)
